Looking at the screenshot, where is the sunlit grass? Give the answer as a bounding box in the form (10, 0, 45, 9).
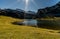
(0, 16, 60, 39)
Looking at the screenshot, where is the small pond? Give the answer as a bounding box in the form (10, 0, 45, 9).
(12, 19, 60, 30)
(13, 19, 60, 26)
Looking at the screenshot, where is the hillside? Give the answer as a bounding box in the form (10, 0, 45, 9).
(37, 2, 60, 18)
(0, 16, 60, 39)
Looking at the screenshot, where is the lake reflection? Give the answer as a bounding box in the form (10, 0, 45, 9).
(13, 19, 60, 30)
(23, 19, 60, 27)
(23, 19, 37, 26)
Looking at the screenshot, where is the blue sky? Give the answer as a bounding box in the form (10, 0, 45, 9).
(0, 0, 60, 11)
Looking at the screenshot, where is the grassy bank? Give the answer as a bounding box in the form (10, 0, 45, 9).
(0, 16, 60, 39)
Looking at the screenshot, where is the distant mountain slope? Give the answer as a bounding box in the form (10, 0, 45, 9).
(37, 2, 60, 18)
(0, 9, 36, 19)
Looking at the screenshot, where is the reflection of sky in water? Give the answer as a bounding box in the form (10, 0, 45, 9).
(23, 19, 37, 26)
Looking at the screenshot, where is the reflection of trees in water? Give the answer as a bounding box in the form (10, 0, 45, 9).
(37, 20, 55, 26)
(37, 20, 60, 30)
(12, 19, 60, 30)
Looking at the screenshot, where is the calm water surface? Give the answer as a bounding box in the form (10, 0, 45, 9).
(22, 19, 60, 26)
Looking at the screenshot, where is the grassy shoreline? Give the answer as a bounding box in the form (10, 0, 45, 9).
(0, 16, 60, 39)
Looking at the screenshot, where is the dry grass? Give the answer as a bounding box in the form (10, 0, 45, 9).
(0, 16, 60, 39)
